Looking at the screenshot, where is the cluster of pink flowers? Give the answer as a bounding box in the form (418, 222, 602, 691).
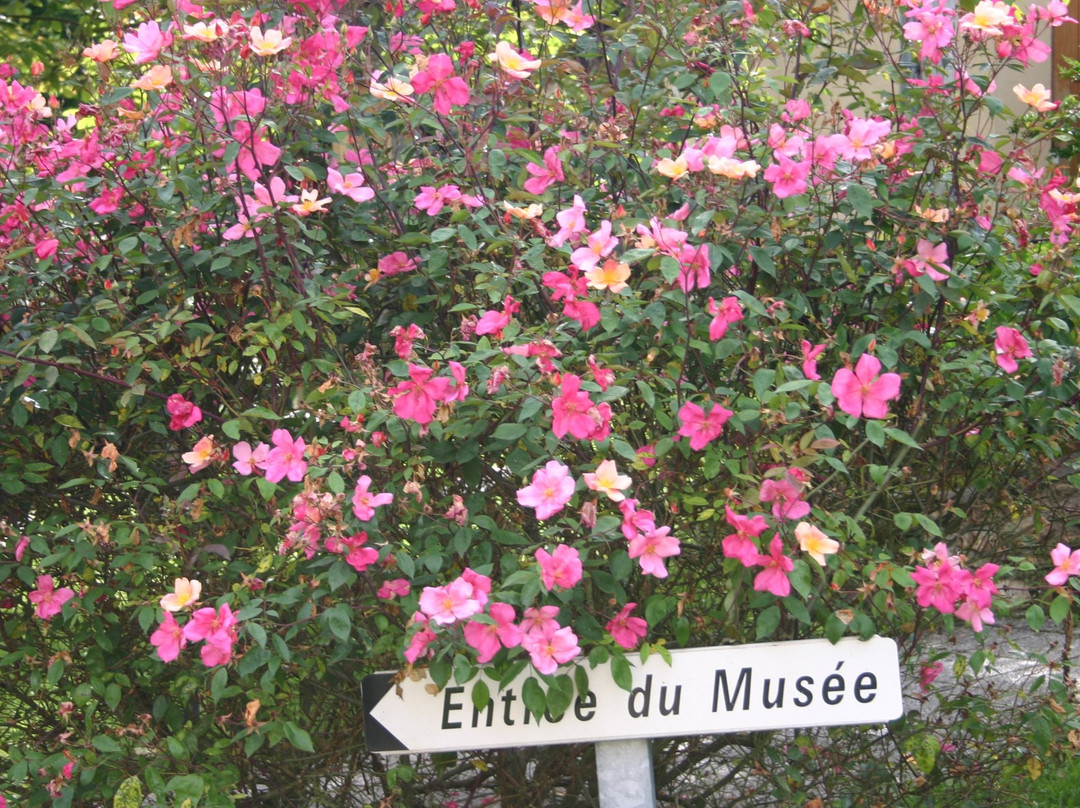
(390, 323, 425, 359)
(532, 0, 595, 29)
(278, 482, 388, 571)
(901, 239, 951, 281)
(418, 569, 490, 628)
(416, 589, 584, 675)
(621, 499, 681, 578)
(388, 362, 468, 426)
(352, 475, 394, 521)
(150, 602, 238, 666)
(408, 556, 646, 673)
(721, 507, 842, 597)
(633, 214, 712, 292)
(606, 603, 648, 649)
(252, 429, 307, 483)
(753, 534, 796, 597)
(651, 129, 760, 187)
(762, 112, 895, 200)
(911, 543, 999, 631)
(411, 53, 470, 115)
(324, 532, 379, 573)
(759, 468, 811, 520)
(801, 340, 826, 380)
(62, 0, 1073, 689)
(377, 250, 419, 277)
(414, 182, 483, 215)
(551, 374, 612, 441)
(720, 508, 791, 597)
(541, 267, 602, 331)
(518, 608, 581, 674)
(282, 490, 341, 557)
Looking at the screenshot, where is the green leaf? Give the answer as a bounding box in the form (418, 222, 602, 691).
(659, 255, 682, 284)
(610, 654, 633, 692)
(636, 380, 655, 409)
(113, 776, 143, 808)
(457, 224, 478, 251)
(247, 621, 267, 648)
(165, 774, 204, 804)
(574, 665, 590, 699)
(471, 678, 491, 713)
(242, 406, 280, 420)
(283, 721, 315, 753)
(453, 653, 475, 685)
(492, 423, 528, 441)
(498, 659, 528, 691)
(1026, 603, 1046, 632)
(884, 427, 922, 449)
(324, 604, 352, 642)
(47, 659, 65, 686)
(708, 70, 731, 100)
(66, 324, 96, 349)
(845, 183, 876, 220)
(429, 658, 452, 689)
(756, 604, 781, 639)
(92, 734, 122, 753)
(327, 560, 354, 592)
(545, 678, 573, 719)
(783, 596, 811, 625)
(749, 245, 776, 276)
(255, 477, 277, 500)
(39, 329, 59, 354)
(903, 733, 940, 773)
(912, 513, 942, 537)
(488, 148, 507, 180)
(521, 677, 546, 721)
(789, 559, 813, 598)
(1049, 595, 1072, 625)
(825, 612, 847, 643)
(210, 667, 228, 703)
(865, 419, 885, 447)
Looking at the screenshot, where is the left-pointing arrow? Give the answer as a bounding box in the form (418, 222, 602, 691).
(361, 673, 408, 753)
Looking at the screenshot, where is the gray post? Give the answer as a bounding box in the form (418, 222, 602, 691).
(595, 739, 656, 808)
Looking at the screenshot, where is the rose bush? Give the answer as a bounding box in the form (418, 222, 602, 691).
(4, 0, 1080, 804)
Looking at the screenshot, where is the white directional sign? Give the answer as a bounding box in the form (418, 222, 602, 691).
(362, 636, 903, 754)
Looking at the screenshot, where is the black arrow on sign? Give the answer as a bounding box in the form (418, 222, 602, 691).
(361, 672, 408, 753)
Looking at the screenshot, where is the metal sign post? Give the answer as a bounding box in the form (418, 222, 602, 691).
(362, 636, 903, 804)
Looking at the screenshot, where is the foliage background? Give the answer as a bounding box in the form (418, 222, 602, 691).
(2, 0, 1080, 806)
